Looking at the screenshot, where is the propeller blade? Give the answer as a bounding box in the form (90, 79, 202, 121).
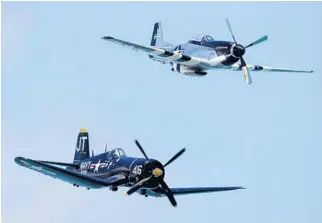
(225, 18, 237, 44)
(126, 176, 152, 196)
(245, 35, 268, 48)
(163, 148, 186, 168)
(240, 57, 252, 85)
(135, 140, 149, 160)
(159, 179, 177, 207)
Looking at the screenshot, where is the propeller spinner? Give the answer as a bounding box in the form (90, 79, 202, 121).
(225, 18, 268, 85)
(126, 140, 186, 207)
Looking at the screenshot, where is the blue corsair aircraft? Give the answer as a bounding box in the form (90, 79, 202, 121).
(15, 129, 244, 207)
(102, 19, 313, 84)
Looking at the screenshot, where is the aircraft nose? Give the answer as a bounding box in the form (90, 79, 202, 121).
(153, 168, 163, 177)
(232, 44, 245, 57)
(145, 159, 165, 179)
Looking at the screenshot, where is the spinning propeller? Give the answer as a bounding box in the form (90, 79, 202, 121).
(126, 140, 186, 207)
(225, 18, 268, 85)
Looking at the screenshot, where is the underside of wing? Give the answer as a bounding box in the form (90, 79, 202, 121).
(15, 157, 126, 189)
(230, 64, 313, 73)
(101, 36, 228, 70)
(170, 186, 245, 196)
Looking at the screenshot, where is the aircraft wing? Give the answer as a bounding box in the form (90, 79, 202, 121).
(15, 157, 126, 189)
(229, 63, 313, 73)
(145, 186, 244, 197)
(101, 36, 228, 69)
(37, 160, 80, 168)
(170, 186, 244, 196)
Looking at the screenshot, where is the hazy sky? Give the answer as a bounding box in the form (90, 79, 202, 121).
(2, 2, 322, 223)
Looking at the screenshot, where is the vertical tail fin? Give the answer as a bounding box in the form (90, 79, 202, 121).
(150, 22, 173, 48)
(149, 22, 173, 60)
(73, 128, 90, 163)
(150, 22, 163, 47)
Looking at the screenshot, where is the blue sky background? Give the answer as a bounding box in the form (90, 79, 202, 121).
(2, 2, 322, 223)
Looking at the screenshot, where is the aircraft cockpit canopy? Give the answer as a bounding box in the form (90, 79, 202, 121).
(188, 34, 214, 44)
(116, 148, 126, 157)
(107, 148, 126, 159)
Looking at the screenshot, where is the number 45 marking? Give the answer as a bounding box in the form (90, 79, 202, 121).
(132, 165, 142, 175)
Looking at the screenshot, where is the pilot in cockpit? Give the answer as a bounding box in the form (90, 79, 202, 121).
(189, 34, 214, 44)
(106, 148, 126, 160)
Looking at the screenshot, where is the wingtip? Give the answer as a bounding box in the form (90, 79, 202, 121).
(14, 156, 30, 165)
(233, 186, 246, 190)
(101, 36, 114, 40)
(14, 156, 22, 163)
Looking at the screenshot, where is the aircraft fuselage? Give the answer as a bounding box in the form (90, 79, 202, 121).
(172, 40, 239, 66)
(74, 150, 165, 190)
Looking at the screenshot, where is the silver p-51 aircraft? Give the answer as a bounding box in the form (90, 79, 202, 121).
(102, 19, 313, 84)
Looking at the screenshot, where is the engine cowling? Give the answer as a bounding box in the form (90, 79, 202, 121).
(230, 44, 246, 58)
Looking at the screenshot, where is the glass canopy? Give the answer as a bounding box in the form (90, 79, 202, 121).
(189, 34, 214, 43)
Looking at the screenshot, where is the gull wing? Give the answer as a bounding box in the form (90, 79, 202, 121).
(144, 186, 244, 197)
(15, 157, 126, 189)
(37, 160, 80, 168)
(170, 186, 245, 196)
